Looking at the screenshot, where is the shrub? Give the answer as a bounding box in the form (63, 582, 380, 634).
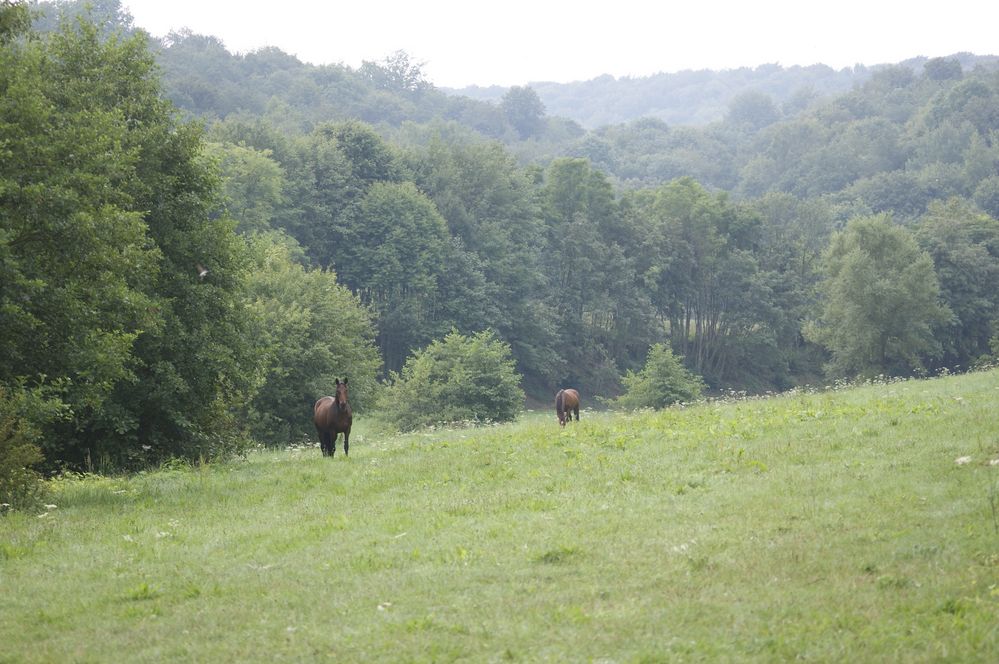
(0, 386, 47, 511)
(379, 330, 524, 431)
(613, 344, 705, 410)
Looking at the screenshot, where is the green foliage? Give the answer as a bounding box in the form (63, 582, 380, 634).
(242, 235, 380, 445)
(807, 215, 951, 377)
(539, 158, 660, 394)
(204, 141, 285, 234)
(405, 138, 555, 383)
(973, 175, 999, 219)
(1, 12, 258, 467)
(923, 57, 963, 82)
(379, 330, 524, 430)
(0, 1, 31, 43)
(30, 0, 135, 38)
(0, 17, 160, 463)
(0, 385, 46, 510)
(916, 199, 999, 369)
(360, 50, 431, 95)
(633, 178, 798, 387)
(339, 181, 451, 372)
(612, 343, 705, 410)
(725, 90, 781, 131)
(501, 85, 546, 139)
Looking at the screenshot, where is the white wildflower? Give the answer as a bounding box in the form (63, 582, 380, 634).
(955, 456, 973, 465)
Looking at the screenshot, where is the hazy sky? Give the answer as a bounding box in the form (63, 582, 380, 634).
(120, 0, 998, 88)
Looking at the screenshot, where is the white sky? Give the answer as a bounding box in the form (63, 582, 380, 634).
(120, 0, 998, 89)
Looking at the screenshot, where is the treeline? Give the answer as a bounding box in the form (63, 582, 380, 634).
(456, 54, 999, 129)
(3, 1, 999, 486)
(1, 6, 381, 477)
(457, 63, 867, 128)
(38, 2, 999, 218)
(144, 23, 999, 225)
(581, 61, 999, 206)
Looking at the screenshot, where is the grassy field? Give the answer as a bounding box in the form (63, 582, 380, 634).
(2, 371, 999, 662)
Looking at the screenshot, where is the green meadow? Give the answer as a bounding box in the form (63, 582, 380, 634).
(2, 370, 999, 662)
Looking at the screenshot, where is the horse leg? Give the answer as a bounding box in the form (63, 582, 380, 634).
(573, 405, 579, 422)
(319, 431, 331, 457)
(343, 428, 350, 457)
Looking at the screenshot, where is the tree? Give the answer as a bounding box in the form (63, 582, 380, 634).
(1, 14, 258, 467)
(973, 176, 999, 219)
(1, 15, 160, 464)
(32, 0, 134, 38)
(635, 178, 788, 387)
(406, 138, 556, 385)
(915, 199, 999, 369)
(806, 215, 950, 377)
(284, 121, 402, 268)
(923, 57, 963, 82)
(725, 90, 781, 132)
(501, 85, 546, 139)
(205, 141, 285, 235)
(337, 181, 451, 372)
(0, 385, 46, 510)
(360, 50, 430, 95)
(541, 158, 634, 394)
(379, 330, 524, 431)
(612, 344, 704, 410)
(0, 1, 30, 43)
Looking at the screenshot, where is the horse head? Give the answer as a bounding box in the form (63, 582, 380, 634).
(334, 378, 349, 408)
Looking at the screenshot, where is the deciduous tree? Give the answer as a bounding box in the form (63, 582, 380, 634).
(807, 214, 950, 377)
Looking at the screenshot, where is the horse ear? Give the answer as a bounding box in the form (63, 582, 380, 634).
(335, 379, 340, 386)
(343, 377, 348, 385)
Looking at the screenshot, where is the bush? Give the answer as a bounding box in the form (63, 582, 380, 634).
(613, 344, 705, 410)
(379, 330, 524, 431)
(0, 386, 47, 511)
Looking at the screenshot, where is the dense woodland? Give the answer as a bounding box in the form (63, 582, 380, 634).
(3, 0, 999, 475)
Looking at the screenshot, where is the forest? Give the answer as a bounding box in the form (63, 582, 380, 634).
(3, 0, 999, 477)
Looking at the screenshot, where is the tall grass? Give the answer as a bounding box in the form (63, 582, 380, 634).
(2, 371, 998, 661)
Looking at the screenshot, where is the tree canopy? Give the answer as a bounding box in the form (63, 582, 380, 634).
(807, 215, 950, 377)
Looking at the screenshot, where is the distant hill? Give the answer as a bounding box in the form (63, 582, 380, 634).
(450, 54, 999, 128)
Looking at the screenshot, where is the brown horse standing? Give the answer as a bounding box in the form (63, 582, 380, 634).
(555, 388, 580, 427)
(314, 378, 352, 457)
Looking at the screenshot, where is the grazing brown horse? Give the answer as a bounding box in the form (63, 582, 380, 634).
(555, 388, 580, 427)
(314, 378, 352, 457)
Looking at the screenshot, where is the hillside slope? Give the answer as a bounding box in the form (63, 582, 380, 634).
(3, 369, 998, 660)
